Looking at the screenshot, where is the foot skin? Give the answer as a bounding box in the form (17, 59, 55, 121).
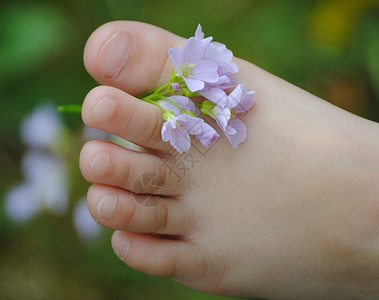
(80, 21, 379, 299)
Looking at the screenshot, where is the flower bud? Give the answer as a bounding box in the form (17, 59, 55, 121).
(200, 100, 217, 118)
(162, 110, 176, 122)
(171, 83, 181, 91)
(183, 87, 199, 98)
(184, 111, 197, 118)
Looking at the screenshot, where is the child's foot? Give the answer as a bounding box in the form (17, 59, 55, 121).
(79, 21, 379, 299)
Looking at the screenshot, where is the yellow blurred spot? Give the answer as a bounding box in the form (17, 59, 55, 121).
(310, 0, 379, 48)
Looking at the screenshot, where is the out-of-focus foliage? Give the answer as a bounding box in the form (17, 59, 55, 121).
(309, 0, 379, 48)
(364, 16, 379, 102)
(0, 3, 70, 82)
(0, 0, 378, 299)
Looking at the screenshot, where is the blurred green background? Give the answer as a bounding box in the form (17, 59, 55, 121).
(1, 0, 378, 299)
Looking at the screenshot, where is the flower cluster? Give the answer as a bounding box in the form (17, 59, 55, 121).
(140, 25, 255, 153)
(59, 24, 256, 153)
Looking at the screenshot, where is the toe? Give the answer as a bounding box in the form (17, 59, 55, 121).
(87, 184, 194, 235)
(79, 140, 187, 195)
(111, 231, 200, 279)
(83, 21, 184, 96)
(82, 85, 169, 151)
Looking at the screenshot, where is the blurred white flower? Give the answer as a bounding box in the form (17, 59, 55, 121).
(5, 183, 40, 223)
(5, 103, 69, 223)
(20, 104, 63, 149)
(5, 150, 69, 223)
(73, 198, 102, 241)
(22, 150, 69, 215)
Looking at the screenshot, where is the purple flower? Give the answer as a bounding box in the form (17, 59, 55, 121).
(195, 25, 239, 76)
(161, 112, 202, 153)
(195, 122, 220, 148)
(160, 97, 220, 152)
(193, 25, 239, 106)
(169, 25, 239, 105)
(207, 84, 255, 148)
(169, 38, 219, 92)
(162, 25, 250, 152)
(158, 95, 200, 116)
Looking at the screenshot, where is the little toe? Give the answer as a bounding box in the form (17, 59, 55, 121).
(111, 231, 202, 279)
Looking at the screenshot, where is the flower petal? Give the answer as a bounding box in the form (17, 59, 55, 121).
(169, 96, 199, 115)
(168, 47, 182, 72)
(214, 106, 231, 131)
(212, 41, 233, 62)
(158, 100, 182, 115)
(185, 78, 205, 92)
(200, 87, 228, 106)
(192, 60, 219, 83)
(235, 90, 256, 113)
(196, 123, 220, 148)
(182, 38, 205, 64)
(224, 118, 247, 149)
(194, 24, 213, 43)
(177, 115, 203, 135)
(225, 124, 237, 135)
(171, 130, 191, 153)
(161, 122, 173, 142)
(204, 43, 219, 61)
(227, 84, 256, 112)
(195, 24, 204, 39)
(227, 84, 244, 108)
(217, 60, 239, 74)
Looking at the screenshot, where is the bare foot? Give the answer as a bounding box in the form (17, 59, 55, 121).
(79, 21, 379, 299)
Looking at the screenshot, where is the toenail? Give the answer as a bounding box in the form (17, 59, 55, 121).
(116, 240, 131, 261)
(97, 193, 117, 221)
(99, 31, 130, 79)
(91, 151, 110, 179)
(93, 96, 116, 123)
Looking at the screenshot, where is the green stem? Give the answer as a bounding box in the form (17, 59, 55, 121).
(138, 88, 157, 98)
(57, 105, 82, 113)
(144, 99, 166, 112)
(58, 82, 181, 115)
(141, 83, 171, 101)
(153, 82, 171, 95)
(194, 102, 202, 108)
(137, 81, 172, 99)
(142, 90, 172, 101)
